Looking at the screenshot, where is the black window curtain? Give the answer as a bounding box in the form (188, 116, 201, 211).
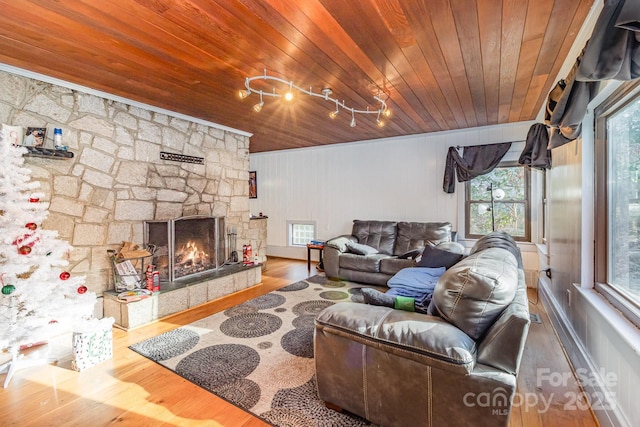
(519, 123, 552, 169)
(578, 0, 640, 82)
(442, 142, 512, 194)
(541, 0, 640, 151)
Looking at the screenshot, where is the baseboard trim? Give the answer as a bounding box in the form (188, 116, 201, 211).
(538, 278, 628, 427)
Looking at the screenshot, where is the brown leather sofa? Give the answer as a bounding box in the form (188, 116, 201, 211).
(314, 232, 530, 427)
(323, 220, 456, 286)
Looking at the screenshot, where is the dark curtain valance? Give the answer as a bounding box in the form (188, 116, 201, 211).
(540, 0, 640, 151)
(519, 123, 552, 169)
(577, 0, 640, 82)
(443, 142, 512, 194)
(546, 57, 600, 149)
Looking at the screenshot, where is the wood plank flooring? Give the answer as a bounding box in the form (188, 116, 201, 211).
(0, 258, 598, 426)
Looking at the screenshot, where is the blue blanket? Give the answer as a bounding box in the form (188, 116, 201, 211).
(387, 267, 445, 311)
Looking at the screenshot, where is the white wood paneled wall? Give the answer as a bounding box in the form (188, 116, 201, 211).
(250, 121, 535, 262)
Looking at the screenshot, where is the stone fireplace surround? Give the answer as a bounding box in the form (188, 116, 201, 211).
(0, 69, 265, 318)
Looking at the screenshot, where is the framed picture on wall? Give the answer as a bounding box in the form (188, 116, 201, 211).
(249, 171, 257, 199)
(24, 127, 46, 147)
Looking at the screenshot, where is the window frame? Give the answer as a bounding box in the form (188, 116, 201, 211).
(594, 79, 640, 326)
(287, 221, 316, 247)
(464, 161, 531, 242)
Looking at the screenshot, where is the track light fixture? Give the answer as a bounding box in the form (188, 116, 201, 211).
(239, 69, 390, 128)
(329, 100, 340, 119)
(253, 91, 264, 112)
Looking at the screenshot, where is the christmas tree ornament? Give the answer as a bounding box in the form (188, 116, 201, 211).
(28, 196, 39, 203)
(77, 285, 88, 294)
(2, 284, 16, 295)
(60, 271, 71, 280)
(25, 222, 37, 230)
(13, 232, 39, 248)
(18, 245, 32, 255)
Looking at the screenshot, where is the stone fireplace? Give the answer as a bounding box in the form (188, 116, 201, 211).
(144, 216, 226, 282)
(1, 69, 262, 325)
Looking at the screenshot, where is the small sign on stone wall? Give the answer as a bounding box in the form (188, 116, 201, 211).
(160, 151, 204, 164)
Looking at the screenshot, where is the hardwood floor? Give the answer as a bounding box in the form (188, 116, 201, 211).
(0, 258, 597, 426)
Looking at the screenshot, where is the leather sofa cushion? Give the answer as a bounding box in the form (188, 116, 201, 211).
(470, 230, 523, 268)
(352, 220, 397, 255)
(380, 257, 416, 275)
(431, 247, 518, 340)
(315, 303, 477, 374)
(340, 253, 390, 272)
(394, 222, 452, 255)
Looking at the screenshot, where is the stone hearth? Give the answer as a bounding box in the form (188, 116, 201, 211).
(104, 263, 261, 329)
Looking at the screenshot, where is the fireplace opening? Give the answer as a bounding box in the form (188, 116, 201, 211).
(144, 216, 226, 282)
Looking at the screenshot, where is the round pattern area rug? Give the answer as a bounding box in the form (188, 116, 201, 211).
(129, 274, 377, 426)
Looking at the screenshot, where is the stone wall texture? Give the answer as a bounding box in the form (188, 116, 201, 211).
(0, 70, 255, 303)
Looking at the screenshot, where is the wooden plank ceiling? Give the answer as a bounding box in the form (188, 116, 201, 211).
(0, 0, 593, 152)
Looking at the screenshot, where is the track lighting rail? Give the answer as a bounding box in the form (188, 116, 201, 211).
(239, 69, 390, 127)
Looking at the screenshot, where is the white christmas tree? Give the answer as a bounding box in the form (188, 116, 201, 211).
(0, 128, 97, 378)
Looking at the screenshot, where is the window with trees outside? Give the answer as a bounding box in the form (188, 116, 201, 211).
(465, 162, 530, 241)
(595, 81, 640, 319)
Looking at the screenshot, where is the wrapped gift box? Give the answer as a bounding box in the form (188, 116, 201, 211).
(71, 317, 115, 371)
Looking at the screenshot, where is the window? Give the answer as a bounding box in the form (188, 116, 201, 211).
(288, 222, 315, 246)
(465, 163, 531, 241)
(595, 81, 640, 316)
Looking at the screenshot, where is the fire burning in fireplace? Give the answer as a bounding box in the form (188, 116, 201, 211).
(175, 240, 213, 273)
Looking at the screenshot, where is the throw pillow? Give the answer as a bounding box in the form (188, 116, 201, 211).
(417, 245, 464, 269)
(345, 241, 379, 255)
(431, 247, 518, 340)
(326, 236, 353, 252)
(397, 248, 422, 259)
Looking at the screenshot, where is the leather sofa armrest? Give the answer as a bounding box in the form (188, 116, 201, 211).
(477, 270, 531, 375)
(323, 235, 357, 278)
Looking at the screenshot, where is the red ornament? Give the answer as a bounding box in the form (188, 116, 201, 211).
(25, 222, 38, 230)
(18, 246, 32, 255)
(59, 271, 71, 280)
(49, 320, 58, 324)
(29, 197, 39, 203)
(77, 285, 88, 294)
(13, 232, 39, 248)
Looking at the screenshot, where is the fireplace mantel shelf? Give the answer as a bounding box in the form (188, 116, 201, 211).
(104, 263, 262, 330)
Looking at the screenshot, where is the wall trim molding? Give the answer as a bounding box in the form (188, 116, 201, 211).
(538, 277, 628, 427)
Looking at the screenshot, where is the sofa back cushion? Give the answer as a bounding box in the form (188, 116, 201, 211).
(394, 222, 452, 255)
(431, 247, 518, 340)
(351, 220, 397, 255)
